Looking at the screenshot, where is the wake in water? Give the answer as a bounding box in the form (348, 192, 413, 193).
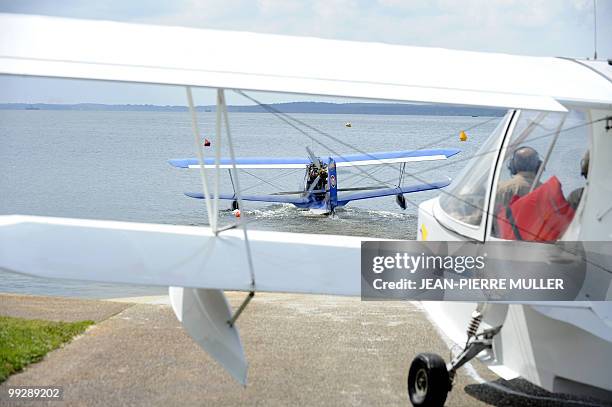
(189, 204, 418, 239)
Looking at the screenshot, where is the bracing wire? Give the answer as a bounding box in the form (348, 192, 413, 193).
(234, 90, 612, 268)
(218, 89, 256, 288)
(240, 168, 302, 193)
(237, 90, 499, 180)
(234, 91, 397, 188)
(234, 90, 503, 214)
(186, 87, 215, 228)
(218, 92, 496, 198)
(374, 114, 604, 186)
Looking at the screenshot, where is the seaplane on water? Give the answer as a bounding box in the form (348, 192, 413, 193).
(169, 147, 459, 215)
(0, 12, 611, 407)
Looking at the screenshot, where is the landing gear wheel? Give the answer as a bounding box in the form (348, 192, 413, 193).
(407, 353, 450, 407)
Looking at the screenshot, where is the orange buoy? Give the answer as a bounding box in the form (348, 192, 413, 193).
(233, 209, 241, 218)
(459, 130, 468, 142)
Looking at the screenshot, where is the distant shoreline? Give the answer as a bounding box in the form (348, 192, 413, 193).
(0, 102, 505, 117)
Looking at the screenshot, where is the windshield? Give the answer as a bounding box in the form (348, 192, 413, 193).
(439, 112, 509, 226)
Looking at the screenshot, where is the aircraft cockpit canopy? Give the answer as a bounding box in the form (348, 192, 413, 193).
(438, 108, 590, 242)
(439, 113, 510, 227)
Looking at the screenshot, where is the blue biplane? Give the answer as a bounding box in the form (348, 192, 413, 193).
(169, 148, 459, 215)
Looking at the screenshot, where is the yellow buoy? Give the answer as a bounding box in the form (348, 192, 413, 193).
(459, 130, 468, 142)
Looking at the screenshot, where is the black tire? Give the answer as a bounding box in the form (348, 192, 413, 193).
(231, 200, 239, 211)
(407, 353, 450, 407)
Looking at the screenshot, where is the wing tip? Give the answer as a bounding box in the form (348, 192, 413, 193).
(446, 148, 461, 157)
(169, 159, 191, 169)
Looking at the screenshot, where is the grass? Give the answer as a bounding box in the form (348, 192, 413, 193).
(0, 316, 94, 382)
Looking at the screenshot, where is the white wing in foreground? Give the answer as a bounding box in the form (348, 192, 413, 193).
(0, 215, 364, 296)
(0, 215, 368, 383)
(3, 13, 612, 111)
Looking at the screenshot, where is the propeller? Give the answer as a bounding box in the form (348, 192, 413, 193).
(306, 146, 322, 169)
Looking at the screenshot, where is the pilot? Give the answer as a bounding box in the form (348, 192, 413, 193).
(306, 165, 318, 190)
(317, 167, 328, 192)
(305, 165, 327, 193)
(495, 146, 542, 209)
(567, 150, 589, 210)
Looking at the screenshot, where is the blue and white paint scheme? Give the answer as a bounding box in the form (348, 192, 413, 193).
(168, 149, 460, 169)
(172, 148, 458, 215)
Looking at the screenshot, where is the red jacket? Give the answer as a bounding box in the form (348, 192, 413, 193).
(497, 176, 575, 241)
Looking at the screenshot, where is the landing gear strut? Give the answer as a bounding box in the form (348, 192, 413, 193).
(407, 310, 502, 406)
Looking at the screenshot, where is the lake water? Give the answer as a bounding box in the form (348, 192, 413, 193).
(0, 110, 500, 298)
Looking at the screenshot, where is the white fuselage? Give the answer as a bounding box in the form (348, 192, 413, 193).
(417, 106, 612, 400)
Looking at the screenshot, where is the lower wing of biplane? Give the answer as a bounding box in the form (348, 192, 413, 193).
(184, 180, 452, 208)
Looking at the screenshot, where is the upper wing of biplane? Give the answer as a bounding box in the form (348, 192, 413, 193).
(169, 149, 460, 169)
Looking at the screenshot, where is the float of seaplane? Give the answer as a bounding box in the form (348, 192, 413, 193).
(0, 12, 611, 406)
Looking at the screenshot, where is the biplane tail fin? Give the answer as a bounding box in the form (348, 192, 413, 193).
(327, 158, 338, 210)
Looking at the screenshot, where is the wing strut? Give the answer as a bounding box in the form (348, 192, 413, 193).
(185, 87, 257, 288)
(227, 291, 255, 327)
(217, 88, 257, 290)
(169, 88, 257, 385)
(186, 87, 215, 229)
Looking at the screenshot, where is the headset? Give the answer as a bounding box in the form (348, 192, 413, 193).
(507, 146, 542, 175)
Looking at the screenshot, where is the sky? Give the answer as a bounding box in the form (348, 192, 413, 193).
(0, 0, 610, 105)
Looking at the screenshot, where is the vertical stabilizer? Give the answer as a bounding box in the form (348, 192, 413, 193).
(327, 158, 338, 211)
